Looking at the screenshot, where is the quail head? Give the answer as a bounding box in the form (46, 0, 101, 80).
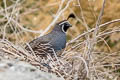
(25, 13, 75, 57)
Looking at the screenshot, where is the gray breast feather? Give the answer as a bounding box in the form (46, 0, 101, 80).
(25, 30, 66, 55)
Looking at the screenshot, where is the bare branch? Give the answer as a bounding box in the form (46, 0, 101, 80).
(40, 0, 73, 36)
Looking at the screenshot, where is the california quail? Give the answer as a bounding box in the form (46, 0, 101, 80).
(25, 13, 75, 57)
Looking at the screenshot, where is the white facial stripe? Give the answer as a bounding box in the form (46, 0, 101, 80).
(59, 21, 70, 25)
(62, 25, 66, 33)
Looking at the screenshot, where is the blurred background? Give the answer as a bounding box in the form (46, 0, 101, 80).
(0, 0, 120, 79)
(0, 0, 120, 52)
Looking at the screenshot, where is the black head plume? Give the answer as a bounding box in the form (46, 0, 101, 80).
(67, 13, 75, 20)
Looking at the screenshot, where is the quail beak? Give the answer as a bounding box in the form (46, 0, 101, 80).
(68, 23, 72, 27)
(70, 24, 72, 27)
(67, 21, 72, 27)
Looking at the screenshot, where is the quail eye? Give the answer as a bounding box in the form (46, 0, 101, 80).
(65, 23, 70, 27)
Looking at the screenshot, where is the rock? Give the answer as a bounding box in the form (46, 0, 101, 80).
(0, 60, 63, 80)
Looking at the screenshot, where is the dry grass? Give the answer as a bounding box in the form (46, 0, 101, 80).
(0, 0, 120, 80)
